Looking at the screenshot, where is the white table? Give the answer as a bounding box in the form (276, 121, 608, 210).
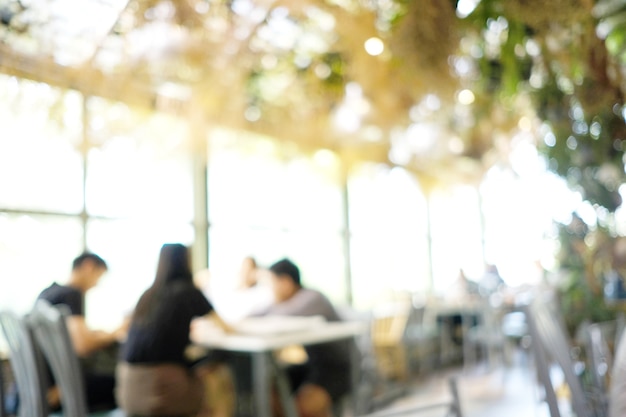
(191, 319, 367, 417)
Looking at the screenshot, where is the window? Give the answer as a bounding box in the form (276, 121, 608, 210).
(86, 218, 194, 330)
(429, 185, 484, 294)
(348, 164, 430, 308)
(0, 213, 83, 314)
(0, 76, 83, 213)
(207, 129, 347, 302)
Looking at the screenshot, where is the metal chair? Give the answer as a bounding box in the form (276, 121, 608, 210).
(403, 304, 440, 374)
(356, 376, 463, 417)
(0, 310, 48, 417)
(583, 320, 615, 417)
(523, 300, 591, 417)
(28, 300, 123, 417)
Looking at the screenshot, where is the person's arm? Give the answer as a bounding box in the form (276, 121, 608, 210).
(65, 316, 120, 357)
(207, 311, 234, 333)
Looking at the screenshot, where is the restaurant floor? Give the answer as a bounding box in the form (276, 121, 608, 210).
(360, 348, 552, 417)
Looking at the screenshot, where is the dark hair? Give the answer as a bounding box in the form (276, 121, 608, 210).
(132, 243, 193, 323)
(269, 258, 301, 286)
(72, 252, 107, 270)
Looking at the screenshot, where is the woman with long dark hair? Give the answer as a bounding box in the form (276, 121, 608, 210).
(115, 243, 232, 417)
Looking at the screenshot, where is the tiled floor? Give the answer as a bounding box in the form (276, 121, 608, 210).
(367, 349, 555, 417)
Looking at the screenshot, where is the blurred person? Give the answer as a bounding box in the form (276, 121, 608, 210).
(259, 258, 351, 417)
(197, 256, 274, 324)
(192, 257, 271, 331)
(447, 268, 479, 301)
(478, 264, 505, 298)
(239, 256, 258, 289)
(116, 243, 233, 417)
(36, 252, 126, 411)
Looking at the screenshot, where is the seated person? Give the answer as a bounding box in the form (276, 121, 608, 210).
(116, 243, 233, 417)
(37, 252, 126, 411)
(259, 258, 351, 417)
(199, 256, 274, 324)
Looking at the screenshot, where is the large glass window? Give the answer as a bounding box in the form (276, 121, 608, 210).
(348, 164, 430, 308)
(207, 129, 347, 302)
(86, 99, 194, 221)
(0, 213, 83, 314)
(480, 143, 575, 287)
(0, 76, 84, 213)
(429, 185, 484, 295)
(86, 218, 194, 330)
(0, 86, 197, 331)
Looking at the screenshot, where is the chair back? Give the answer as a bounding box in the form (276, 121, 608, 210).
(29, 300, 89, 417)
(0, 310, 47, 417)
(371, 303, 410, 346)
(524, 300, 591, 417)
(584, 321, 614, 417)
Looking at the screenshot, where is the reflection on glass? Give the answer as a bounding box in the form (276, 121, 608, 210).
(0, 213, 83, 314)
(86, 219, 194, 330)
(0, 76, 83, 213)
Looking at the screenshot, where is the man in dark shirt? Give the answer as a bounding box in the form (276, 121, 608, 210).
(262, 258, 351, 417)
(37, 252, 126, 411)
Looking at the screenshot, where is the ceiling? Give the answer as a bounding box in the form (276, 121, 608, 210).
(0, 0, 592, 187)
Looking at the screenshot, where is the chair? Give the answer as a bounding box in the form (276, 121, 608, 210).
(582, 320, 615, 417)
(0, 310, 48, 417)
(28, 300, 123, 417)
(463, 302, 507, 370)
(356, 376, 463, 417)
(348, 304, 462, 417)
(523, 300, 591, 417)
(371, 302, 411, 381)
(403, 303, 440, 374)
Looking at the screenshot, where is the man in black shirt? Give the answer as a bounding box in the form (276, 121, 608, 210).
(37, 252, 126, 411)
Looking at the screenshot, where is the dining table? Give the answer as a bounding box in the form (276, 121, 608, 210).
(190, 316, 367, 417)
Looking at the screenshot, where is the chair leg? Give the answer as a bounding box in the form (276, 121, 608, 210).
(447, 377, 463, 417)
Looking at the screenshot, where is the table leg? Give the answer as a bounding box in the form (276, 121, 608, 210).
(349, 339, 361, 416)
(252, 352, 272, 417)
(270, 358, 298, 417)
(462, 312, 475, 369)
(0, 359, 5, 417)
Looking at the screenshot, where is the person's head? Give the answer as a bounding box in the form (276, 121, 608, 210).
(153, 243, 193, 289)
(69, 252, 108, 292)
(268, 258, 301, 302)
(240, 256, 258, 288)
(133, 243, 193, 324)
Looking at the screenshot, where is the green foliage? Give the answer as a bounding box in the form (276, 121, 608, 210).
(556, 216, 617, 336)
